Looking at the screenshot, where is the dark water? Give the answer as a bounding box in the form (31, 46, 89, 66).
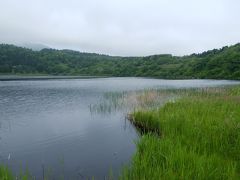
(0, 78, 239, 179)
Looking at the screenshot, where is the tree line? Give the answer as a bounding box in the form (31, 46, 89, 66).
(0, 43, 240, 79)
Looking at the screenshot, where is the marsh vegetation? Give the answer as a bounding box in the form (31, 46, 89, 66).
(121, 86, 240, 179)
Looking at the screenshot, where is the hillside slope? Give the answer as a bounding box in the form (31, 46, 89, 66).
(0, 43, 240, 79)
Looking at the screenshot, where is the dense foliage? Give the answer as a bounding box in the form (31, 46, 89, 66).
(0, 43, 240, 79)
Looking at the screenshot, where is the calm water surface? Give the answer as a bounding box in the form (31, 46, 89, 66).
(0, 78, 239, 179)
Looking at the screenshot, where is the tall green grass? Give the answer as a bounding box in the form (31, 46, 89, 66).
(0, 166, 32, 180)
(121, 87, 240, 179)
(0, 166, 13, 180)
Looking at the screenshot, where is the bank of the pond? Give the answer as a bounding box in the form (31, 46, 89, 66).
(121, 86, 240, 179)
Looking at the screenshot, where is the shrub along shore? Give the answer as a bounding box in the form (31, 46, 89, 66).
(121, 86, 240, 179)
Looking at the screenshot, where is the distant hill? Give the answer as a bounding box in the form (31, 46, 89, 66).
(18, 43, 50, 51)
(0, 43, 240, 79)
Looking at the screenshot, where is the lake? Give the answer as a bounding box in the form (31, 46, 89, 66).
(0, 78, 239, 179)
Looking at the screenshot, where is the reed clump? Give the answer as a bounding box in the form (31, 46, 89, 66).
(0, 166, 13, 180)
(121, 86, 240, 179)
(90, 89, 176, 114)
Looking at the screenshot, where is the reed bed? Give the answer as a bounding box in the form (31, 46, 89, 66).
(0, 166, 13, 180)
(89, 89, 179, 114)
(0, 166, 33, 180)
(121, 86, 240, 179)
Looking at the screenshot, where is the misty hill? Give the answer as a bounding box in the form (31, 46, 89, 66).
(0, 43, 240, 79)
(18, 43, 50, 51)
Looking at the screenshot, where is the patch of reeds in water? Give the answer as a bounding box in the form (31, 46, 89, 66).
(89, 89, 179, 115)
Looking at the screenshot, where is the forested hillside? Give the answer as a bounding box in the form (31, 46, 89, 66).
(0, 43, 240, 79)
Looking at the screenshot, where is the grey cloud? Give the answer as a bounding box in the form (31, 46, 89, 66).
(0, 0, 239, 56)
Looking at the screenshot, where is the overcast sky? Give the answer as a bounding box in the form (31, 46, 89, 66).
(0, 0, 239, 56)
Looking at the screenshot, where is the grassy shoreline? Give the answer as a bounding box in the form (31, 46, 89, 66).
(121, 86, 240, 179)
